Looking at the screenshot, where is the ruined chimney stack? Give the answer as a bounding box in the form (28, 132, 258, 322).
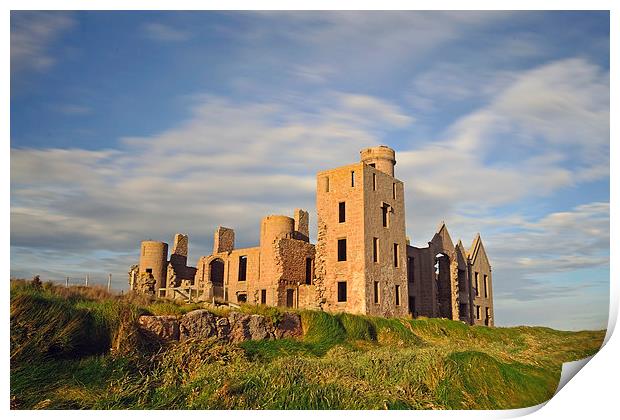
(294, 208, 309, 242)
(213, 226, 235, 254)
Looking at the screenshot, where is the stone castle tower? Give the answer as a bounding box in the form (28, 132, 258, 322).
(315, 146, 409, 317)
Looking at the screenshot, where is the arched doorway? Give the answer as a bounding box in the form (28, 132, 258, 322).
(209, 258, 225, 299)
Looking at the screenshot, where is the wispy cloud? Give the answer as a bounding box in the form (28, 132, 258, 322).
(11, 12, 75, 74)
(141, 22, 191, 42)
(54, 104, 92, 116)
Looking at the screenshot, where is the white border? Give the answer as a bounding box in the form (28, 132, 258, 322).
(3, 1, 617, 419)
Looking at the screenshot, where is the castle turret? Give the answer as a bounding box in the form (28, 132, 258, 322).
(139, 240, 168, 293)
(260, 215, 295, 248)
(360, 145, 396, 176)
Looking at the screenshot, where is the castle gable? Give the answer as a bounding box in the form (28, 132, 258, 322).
(468, 234, 491, 269)
(455, 239, 468, 269)
(429, 221, 456, 258)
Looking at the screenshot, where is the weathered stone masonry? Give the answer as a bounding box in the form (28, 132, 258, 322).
(130, 146, 494, 326)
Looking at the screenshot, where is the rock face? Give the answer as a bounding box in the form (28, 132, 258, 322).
(248, 314, 272, 340)
(275, 312, 303, 339)
(137, 310, 302, 344)
(138, 315, 179, 340)
(228, 313, 274, 343)
(227, 312, 251, 343)
(179, 310, 217, 341)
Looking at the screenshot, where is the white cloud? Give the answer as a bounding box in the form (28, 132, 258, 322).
(10, 91, 412, 268)
(142, 22, 191, 42)
(11, 12, 75, 73)
(399, 58, 609, 245)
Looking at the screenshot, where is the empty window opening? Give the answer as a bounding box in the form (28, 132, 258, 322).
(382, 203, 390, 227)
(393, 243, 400, 267)
(395, 285, 401, 306)
(260, 289, 267, 304)
(324, 176, 330, 192)
(339, 202, 346, 223)
(373, 173, 377, 191)
(484, 274, 488, 298)
(369, 163, 376, 168)
(392, 183, 396, 199)
(237, 293, 247, 303)
(145, 268, 153, 274)
(374, 281, 380, 304)
(476, 305, 481, 320)
(337, 238, 347, 261)
(485, 307, 491, 326)
(407, 257, 414, 283)
(351, 171, 355, 187)
(474, 272, 480, 296)
(373, 237, 379, 263)
(305, 257, 313, 285)
(337, 281, 347, 302)
(209, 258, 225, 299)
(286, 289, 294, 308)
(238, 256, 247, 281)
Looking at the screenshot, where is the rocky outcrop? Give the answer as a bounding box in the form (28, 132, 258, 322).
(137, 309, 302, 344)
(179, 310, 217, 341)
(228, 313, 274, 343)
(138, 315, 179, 340)
(275, 312, 303, 338)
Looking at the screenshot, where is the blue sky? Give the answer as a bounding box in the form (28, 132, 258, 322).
(10, 11, 609, 330)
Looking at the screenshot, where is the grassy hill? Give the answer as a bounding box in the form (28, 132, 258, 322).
(10, 279, 604, 410)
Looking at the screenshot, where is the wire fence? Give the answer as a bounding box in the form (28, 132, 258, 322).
(14, 274, 125, 295)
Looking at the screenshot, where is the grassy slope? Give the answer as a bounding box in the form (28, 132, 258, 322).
(10, 280, 604, 410)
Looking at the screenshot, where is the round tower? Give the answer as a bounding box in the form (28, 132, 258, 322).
(138, 240, 168, 292)
(360, 145, 396, 176)
(260, 215, 295, 248)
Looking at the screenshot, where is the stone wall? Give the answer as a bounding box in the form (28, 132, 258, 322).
(273, 237, 316, 307)
(361, 163, 409, 318)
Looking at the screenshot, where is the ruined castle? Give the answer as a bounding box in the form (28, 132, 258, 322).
(130, 146, 494, 326)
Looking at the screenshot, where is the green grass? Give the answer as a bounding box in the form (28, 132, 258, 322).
(10, 279, 605, 410)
